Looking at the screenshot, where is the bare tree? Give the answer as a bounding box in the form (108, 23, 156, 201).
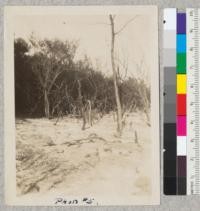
(30, 38, 77, 118)
(135, 60, 151, 126)
(109, 15, 123, 135)
(109, 15, 138, 136)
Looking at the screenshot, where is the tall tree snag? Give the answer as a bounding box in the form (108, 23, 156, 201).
(109, 15, 123, 135)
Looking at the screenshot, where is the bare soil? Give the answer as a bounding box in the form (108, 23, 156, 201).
(16, 112, 151, 200)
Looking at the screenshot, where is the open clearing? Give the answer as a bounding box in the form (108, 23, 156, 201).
(16, 111, 151, 201)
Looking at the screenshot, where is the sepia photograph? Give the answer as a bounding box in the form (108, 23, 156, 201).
(4, 6, 160, 205)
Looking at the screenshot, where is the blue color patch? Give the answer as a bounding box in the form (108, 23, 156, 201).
(177, 35, 186, 53)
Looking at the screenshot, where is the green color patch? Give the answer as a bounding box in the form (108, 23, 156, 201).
(177, 53, 186, 74)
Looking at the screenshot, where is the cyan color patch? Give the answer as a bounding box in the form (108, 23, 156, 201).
(177, 34, 186, 53)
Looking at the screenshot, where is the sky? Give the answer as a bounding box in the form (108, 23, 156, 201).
(13, 9, 157, 82)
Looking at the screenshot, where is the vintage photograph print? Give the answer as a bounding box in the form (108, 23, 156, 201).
(4, 6, 160, 205)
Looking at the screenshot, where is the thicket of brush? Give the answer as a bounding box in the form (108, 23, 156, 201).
(15, 37, 150, 118)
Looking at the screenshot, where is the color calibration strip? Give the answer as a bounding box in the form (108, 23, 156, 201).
(163, 8, 177, 195)
(164, 8, 200, 195)
(176, 12, 187, 195)
(187, 8, 200, 195)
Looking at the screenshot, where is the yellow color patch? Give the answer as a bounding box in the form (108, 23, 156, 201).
(177, 74, 186, 94)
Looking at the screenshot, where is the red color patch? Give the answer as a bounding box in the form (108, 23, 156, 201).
(177, 94, 186, 115)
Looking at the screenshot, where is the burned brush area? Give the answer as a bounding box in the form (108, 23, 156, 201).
(14, 38, 150, 121)
(15, 37, 151, 196)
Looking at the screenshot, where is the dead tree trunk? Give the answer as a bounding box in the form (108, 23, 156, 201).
(87, 100, 92, 126)
(109, 15, 123, 135)
(44, 89, 50, 119)
(77, 79, 86, 130)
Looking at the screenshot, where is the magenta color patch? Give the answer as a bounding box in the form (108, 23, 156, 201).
(177, 116, 186, 136)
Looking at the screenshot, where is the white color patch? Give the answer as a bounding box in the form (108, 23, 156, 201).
(164, 8, 177, 30)
(177, 136, 187, 156)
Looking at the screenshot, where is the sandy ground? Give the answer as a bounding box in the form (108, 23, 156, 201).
(16, 111, 151, 201)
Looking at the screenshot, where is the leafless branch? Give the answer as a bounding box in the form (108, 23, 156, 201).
(112, 15, 116, 20)
(114, 56, 129, 81)
(48, 70, 63, 93)
(115, 15, 138, 35)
